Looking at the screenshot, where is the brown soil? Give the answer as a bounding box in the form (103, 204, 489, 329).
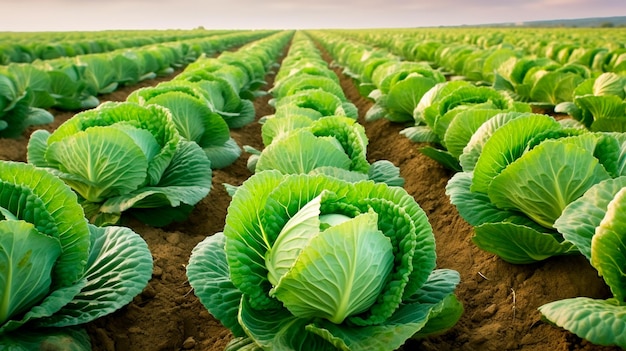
(0, 39, 621, 351)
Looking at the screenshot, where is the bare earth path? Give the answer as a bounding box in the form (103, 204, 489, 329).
(0, 37, 622, 351)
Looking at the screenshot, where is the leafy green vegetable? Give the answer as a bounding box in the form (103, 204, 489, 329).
(555, 73, 626, 132)
(0, 70, 54, 138)
(253, 115, 403, 186)
(447, 131, 626, 263)
(128, 82, 241, 169)
(0, 160, 152, 350)
(27, 101, 212, 226)
(187, 171, 461, 351)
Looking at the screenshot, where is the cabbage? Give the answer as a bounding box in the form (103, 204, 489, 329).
(447, 130, 626, 264)
(26, 101, 213, 226)
(0, 161, 152, 350)
(187, 171, 462, 351)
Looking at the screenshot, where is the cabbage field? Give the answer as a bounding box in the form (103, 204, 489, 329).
(1, 27, 626, 351)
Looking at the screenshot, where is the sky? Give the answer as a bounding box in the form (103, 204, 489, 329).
(0, 0, 624, 32)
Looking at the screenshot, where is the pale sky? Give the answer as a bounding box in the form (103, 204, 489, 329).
(0, 0, 624, 31)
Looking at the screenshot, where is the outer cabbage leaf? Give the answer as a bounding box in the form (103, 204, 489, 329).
(459, 111, 530, 172)
(539, 298, 626, 349)
(146, 91, 229, 145)
(261, 115, 313, 146)
(472, 222, 577, 264)
(399, 125, 439, 143)
(0, 327, 91, 351)
(418, 147, 461, 172)
(44, 126, 150, 203)
(202, 137, 242, 170)
(368, 160, 405, 187)
(471, 114, 560, 193)
(443, 109, 505, 160)
(0, 220, 62, 325)
(529, 69, 585, 106)
(446, 172, 546, 229)
(384, 74, 440, 122)
(187, 232, 245, 337)
(578, 95, 625, 120)
(0, 161, 90, 288)
(223, 98, 255, 129)
(591, 187, 626, 302)
(0, 96, 54, 138)
(238, 297, 337, 351)
(255, 130, 352, 175)
(592, 72, 625, 98)
(223, 170, 286, 310)
(36, 224, 152, 327)
(78, 56, 118, 95)
(555, 176, 626, 260)
(488, 140, 611, 228)
(99, 140, 212, 226)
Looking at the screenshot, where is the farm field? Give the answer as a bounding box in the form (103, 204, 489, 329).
(1, 26, 625, 351)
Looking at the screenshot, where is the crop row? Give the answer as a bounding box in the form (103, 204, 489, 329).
(1, 26, 625, 350)
(0, 30, 278, 138)
(0, 31, 292, 350)
(183, 30, 464, 351)
(0, 29, 239, 64)
(335, 27, 626, 74)
(321, 29, 626, 128)
(314, 29, 626, 348)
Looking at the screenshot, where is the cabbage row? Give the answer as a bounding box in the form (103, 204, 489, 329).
(0, 29, 238, 64)
(438, 86, 626, 349)
(0, 30, 277, 138)
(244, 32, 403, 185)
(24, 31, 291, 227)
(0, 32, 296, 350)
(320, 29, 626, 349)
(329, 28, 626, 115)
(186, 31, 463, 351)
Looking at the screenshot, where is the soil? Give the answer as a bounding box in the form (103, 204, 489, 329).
(0, 37, 621, 351)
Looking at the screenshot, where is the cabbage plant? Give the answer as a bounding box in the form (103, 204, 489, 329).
(555, 72, 626, 132)
(0, 161, 152, 350)
(174, 62, 256, 129)
(250, 115, 404, 186)
(0, 69, 54, 138)
(128, 81, 242, 169)
(187, 171, 462, 351)
(271, 89, 358, 121)
(402, 82, 532, 171)
(27, 101, 213, 226)
(447, 126, 626, 264)
(365, 61, 445, 123)
(540, 176, 626, 348)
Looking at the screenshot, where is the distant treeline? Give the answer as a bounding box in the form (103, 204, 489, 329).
(465, 16, 626, 28)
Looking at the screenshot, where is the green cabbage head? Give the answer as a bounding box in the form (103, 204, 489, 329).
(187, 171, 462, 350)
(26, 101, 213, 226)
(0, 161, 152, 350)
